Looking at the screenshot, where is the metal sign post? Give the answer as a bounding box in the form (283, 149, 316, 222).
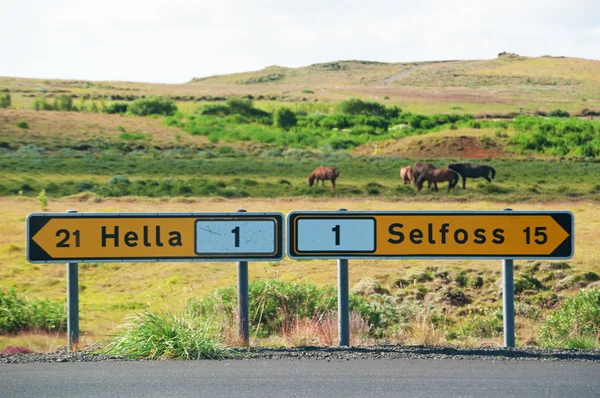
(502, 208, 515, 348)
(236, 210, 250, 347)
(66, 209, 79, 352)
(337, 209, 350, 347)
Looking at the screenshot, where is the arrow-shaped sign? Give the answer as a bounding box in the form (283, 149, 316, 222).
(287, 211, 574, 259)
(27, 212, 284, 263)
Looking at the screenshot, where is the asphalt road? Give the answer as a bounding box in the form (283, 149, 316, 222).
(2, 359, 599, 398)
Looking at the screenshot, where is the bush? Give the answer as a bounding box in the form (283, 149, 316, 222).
(107, 175, 131, 185)
(102, 311, 230, 359)
(0, 93, 11, 108)
(128, 96, 177, 116)
(103, 102, 129, 114)
(198, 104, 230, 117)
(274, 107, 297, 130)
(32, 97, 54, 111)
(338, 98, 399, 119)
(0, 288, 66, 333)
(548, 109, 570, 118)
(54, 95, 73, 111)
(15, 121, 29, 129)
(539, 289, 600, 348)
(189, 280, 382, 338)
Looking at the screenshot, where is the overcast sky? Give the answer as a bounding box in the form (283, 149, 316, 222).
(1, 0, 599, 83)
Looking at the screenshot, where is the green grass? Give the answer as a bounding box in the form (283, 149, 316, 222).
(539, 289, 600, 349)
(0, 152, 599, 202)
(0, 288, 66, 333)
(101, 310, 232, 359)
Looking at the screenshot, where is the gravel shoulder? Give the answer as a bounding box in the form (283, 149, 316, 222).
(2, 345, 600, 364)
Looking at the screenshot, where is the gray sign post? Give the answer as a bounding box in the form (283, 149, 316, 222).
(502, 208, 515, 348)
(237, 210, 250, 346)
(337, 209, 350, 347)
(66, 209, 79, 352)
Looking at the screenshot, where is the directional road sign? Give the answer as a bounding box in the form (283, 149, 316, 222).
(27, 212, 285, 263)
(287, 211, 574, 259)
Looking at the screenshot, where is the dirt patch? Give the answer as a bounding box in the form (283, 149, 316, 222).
(0, 109, 256, 153)
(354, 135, 506, 160)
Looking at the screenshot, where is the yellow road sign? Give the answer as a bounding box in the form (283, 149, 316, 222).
(27, 212, 284, 263)
(287, 211, 573, 259)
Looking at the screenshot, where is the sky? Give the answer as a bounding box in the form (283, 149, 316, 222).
(1, 0, 599, 83)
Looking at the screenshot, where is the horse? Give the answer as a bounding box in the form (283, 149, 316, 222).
(447, 163, 496, 189)
(400, 166, 413, 185)
(308, 166, 340, 191)
(415, 168, 459, 192)
(412, 162, 437, 190)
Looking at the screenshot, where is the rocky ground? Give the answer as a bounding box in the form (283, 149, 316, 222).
(2, 345, 599, 364)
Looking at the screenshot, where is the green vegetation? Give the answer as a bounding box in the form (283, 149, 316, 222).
(28, 95, 177, 116)
(102, 311, 231, 359)
(511, 115, 600, 157)
(0, 93, 11, 108)
(274, 107, 297, 130)
(540, 289, 600, 349)
(127, 96, 177, 116)
(15, 121, 29, 129)
(0, 289, 66, 333)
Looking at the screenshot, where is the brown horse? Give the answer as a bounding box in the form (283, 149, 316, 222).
(412, 162, 437, 189)
(400, 166, 413, 185)
(308, 166, 340, 191)
(415, 168, 459, 192)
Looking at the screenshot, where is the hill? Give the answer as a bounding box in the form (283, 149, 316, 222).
(2, 53, 600, 114)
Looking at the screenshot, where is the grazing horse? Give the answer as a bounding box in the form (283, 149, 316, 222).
(447, 163, 496, 189)
(415, 168, 459, 192)
(308, 166, 340, 191)
(400, 166, 413, 185)
(412, 162, 437, 190)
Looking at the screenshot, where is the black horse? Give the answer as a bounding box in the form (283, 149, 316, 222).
(447, 163, 496, 189)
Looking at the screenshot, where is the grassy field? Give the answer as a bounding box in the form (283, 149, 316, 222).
(0, 197, 598, 351)
(1, 53, 599, 353)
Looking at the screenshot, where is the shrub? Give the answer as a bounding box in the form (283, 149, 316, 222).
(32, 97, 54, 111)
(15, 121, 29, 129)
(128, 96, 177, 116)
(0, 288, 66, 333)
(326, 136, 361, 150)
(226, 97, 269, 119)
(274, 107, 297, 130)
(0, 93, 11, 108)
(548, 109, 570, 118)
(189, 280, 382, 338)
(119, 131, 149, 140)
(338, 98, 399, 119)
(102, 311, 230, 359)
(37, 189, 48, 210)
(107, 175, 131, 185)
(54, 95, 73, 111)
(198, 104, 230, 117)
(514, 275, 544, 294)
(463, 308, 503, 338)
(2, 346, 33, 355)
(539, 289, 600, 348)
(103, 102, 129, 114)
